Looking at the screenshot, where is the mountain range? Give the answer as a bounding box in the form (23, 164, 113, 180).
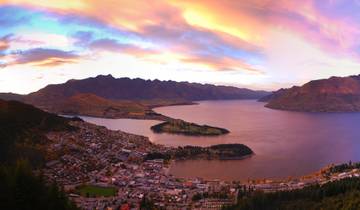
(262, 75, 360, 112)
(0, 75, 269, 118)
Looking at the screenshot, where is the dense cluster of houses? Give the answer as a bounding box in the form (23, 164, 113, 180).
(43, 121, 238, 209)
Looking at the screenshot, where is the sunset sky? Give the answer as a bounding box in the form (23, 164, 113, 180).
(1, 0, 360, 94)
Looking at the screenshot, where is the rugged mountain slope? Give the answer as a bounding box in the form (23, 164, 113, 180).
(0, 75, 269, 118)
(25, 74, 269, 103)
(264, 75, 360, 112)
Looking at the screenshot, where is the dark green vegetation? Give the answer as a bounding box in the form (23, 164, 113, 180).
(262, 75, 360, 112)
(192, 189, 230, 201)
(0, 99, 77, 166)
(76, 185, 117, 197)
(226, 178, 360, 210)
(0, 160, 78, 210)
(146, 144, 253, 161)
(0, 99, 79, 209)
(328, 161, 360, 174)
(140, 196, 159, 210)
(151, 119, 230, 136)
(175, 144, 253, 160)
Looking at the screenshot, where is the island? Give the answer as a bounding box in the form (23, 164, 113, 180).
(150, 119, 230, 136)
(146, 144, 254, 161)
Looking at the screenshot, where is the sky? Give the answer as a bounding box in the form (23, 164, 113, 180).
(1, 0, 360, 94)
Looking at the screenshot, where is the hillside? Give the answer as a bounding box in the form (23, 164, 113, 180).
(263, 75, 360, 112)
(0, 99, 77, 165)
(0, 99, 82, 210)
(0, 93, 24, 101)
(43, 93, 171, 120)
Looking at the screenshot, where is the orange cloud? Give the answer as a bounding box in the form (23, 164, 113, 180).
(3, 0, 360, 80)
(172, 0, 268, 47)
(3, 0, 181, 32)
(2, 0, 358, 53)
(0, 34, 12, 52)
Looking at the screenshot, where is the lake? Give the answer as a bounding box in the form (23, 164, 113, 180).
(81, 100, 360, 181)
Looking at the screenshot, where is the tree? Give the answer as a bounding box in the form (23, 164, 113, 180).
(0, 160, 79, 210)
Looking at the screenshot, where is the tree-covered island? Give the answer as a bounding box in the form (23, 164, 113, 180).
(146, 144, 254, 161)
(150, 119, 230, 136)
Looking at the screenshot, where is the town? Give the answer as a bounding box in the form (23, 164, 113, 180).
(42, 121, 360, 210)
(43, 121, 238, 209)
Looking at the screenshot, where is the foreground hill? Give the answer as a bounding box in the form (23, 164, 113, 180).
(262, 75, 360, 112)
(0, 99, 79, 209)
(0, 99, 77, 165)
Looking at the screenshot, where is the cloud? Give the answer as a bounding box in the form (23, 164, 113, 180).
(3, 0, 360, 91)
(0, 34, 12, 52)
(0, 2, 264, 74)
(4, 0, 360, 58)
(11, 48, 80, 67)
(181, 53, 263, 73)
(72, 31, 94, 46)
(89, 38, 158, 57)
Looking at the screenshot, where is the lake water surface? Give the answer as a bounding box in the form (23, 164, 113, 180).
(82, 100, 360, 181)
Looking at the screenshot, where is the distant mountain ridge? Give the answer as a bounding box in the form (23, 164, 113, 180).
(262, 75, 360, 112)
(0, 75, 269, 119)
(26, 74, 269, 102)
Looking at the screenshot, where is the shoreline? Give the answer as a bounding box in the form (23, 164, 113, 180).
(62, 101, 357, 185)
(42, 118, 360, 209)
(58, 101, 198, 121)
(168, 159, 355, 185)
